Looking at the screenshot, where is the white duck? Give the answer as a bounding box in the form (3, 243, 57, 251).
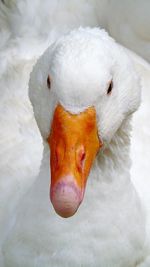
(2, 28, 148, 267)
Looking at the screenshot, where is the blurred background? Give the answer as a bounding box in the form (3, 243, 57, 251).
(0, 0, 150, 61)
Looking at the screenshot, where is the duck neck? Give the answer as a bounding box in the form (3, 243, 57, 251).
(100, 116, 131, 181)
(85, 115, 144, 225)
(89, 116, 132, 189)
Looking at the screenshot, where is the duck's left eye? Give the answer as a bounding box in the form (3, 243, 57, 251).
(107, 80, 113, 95)
(47, 75, 51, 89)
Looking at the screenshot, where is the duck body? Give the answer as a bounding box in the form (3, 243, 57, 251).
(3, 28, 147, 267)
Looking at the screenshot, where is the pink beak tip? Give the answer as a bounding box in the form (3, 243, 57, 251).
(50, 180, 83, 218)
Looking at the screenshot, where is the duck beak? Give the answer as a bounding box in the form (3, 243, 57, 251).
(48, 104, 102, 218)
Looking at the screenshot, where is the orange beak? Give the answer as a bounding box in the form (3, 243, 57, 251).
(48, 104, 102, 218)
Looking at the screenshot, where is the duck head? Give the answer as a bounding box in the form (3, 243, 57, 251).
(29, 28, 141, 218)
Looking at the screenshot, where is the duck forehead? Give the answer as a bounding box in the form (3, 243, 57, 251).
(50, 40, 113, 112)
(51, 32, 113, 73)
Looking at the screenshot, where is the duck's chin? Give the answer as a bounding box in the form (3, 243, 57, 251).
(50, 178, 85, 218)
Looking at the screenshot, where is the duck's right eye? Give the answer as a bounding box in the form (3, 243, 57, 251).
(107, 80, 113, 95)
(47, 75, 51, 89)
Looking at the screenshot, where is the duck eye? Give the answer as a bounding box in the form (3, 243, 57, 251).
(47, 75, 51, 89)
(107, 80, 113, 95)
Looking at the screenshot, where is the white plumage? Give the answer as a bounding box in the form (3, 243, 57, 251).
(0, 1, 150, 267)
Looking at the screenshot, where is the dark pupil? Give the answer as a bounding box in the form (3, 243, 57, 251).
(107, 81, 113, 94)
(47, 75, 51, 89)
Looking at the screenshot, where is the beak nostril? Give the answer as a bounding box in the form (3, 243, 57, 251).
(80, 151, 86, 163)
(53, 143, 64, 169)
(76, 146, 86, 172)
